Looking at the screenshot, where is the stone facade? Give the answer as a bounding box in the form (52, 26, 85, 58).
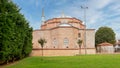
(31, 17, 96, 56)
(97, 42, 114, 53)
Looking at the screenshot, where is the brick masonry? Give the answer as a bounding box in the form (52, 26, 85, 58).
(30, 48, 96, 56)
(31, 17, 96, 56)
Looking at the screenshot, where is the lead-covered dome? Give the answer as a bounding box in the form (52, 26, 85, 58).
(41, 17, 85, 29)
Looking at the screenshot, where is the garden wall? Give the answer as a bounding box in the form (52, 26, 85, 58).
(30, 48, 96, 56)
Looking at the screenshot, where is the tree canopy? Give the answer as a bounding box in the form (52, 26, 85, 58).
(38, 38, 47, 48)
(0, 0, 33, 64)
(95, 26, 116, 46)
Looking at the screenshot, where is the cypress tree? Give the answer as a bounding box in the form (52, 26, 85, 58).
(0, 0, 33, 64)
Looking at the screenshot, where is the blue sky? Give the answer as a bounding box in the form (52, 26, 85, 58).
(13, 0, 120, 40)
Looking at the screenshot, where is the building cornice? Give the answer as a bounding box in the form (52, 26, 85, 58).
(33, 27, 95, 32)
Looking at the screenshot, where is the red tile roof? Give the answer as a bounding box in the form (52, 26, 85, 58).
(98, 42, 113, 46)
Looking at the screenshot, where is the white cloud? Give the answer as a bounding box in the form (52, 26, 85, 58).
(54, 0, 68, 6)
(88, 0, 112, 9)
(35, 0, 39, 7)
(14, 0, 120, 39)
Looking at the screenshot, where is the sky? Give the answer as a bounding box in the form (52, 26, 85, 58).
(13, 0, 120, 40)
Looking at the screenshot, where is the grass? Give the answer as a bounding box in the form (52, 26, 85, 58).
(3, 54, 120, 68)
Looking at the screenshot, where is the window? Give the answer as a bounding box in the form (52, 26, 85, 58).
(53, 38, 58, 48)
(64, 38, 69, 48)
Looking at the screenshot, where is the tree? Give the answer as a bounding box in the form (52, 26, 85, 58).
(77, 39, 82, 55)
(95, 26, 116, 47)
(0, 0, 32, 64)
(38, 38, 47, 57)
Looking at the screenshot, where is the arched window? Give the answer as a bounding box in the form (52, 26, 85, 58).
(64, 38, 69, 48)
(53, 38, 58, 48)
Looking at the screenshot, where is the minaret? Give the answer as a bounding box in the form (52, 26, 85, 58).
(61, 11, 65, 18)
(41, 8, 45, 25)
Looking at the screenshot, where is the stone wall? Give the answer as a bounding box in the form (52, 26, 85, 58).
(97, 46, 114, 53)
(30, 48, 96, 56)
(86, 29, 95, 48)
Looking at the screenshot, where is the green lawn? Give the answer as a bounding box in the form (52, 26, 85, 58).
(4, 54, 120, 68)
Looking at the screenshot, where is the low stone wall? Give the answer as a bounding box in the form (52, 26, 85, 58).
(30, 48, 96, 56)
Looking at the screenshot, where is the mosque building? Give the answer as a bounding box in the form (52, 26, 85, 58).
(31, 10, 96, 56)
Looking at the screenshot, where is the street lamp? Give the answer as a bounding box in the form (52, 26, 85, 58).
(81, 6, 88, 55)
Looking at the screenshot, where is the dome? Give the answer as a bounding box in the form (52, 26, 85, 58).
(41, 17, 85, 29)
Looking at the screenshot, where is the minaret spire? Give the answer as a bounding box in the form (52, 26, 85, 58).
(41, 8, 45, 24)
(61, 10, 65, 18)
(42, 8, 45, 17)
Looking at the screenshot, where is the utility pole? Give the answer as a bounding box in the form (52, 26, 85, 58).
(81, 6, 88, 55)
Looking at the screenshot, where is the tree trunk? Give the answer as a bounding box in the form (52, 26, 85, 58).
(12, 58, 15, 62)
(6, 60, 8, 64)
(41, 47, 43, 61)
(79, 46, 80, 55)
(80, 46, 81, 55)
(79, 45, 81, 55)
(42, 47, 43, 56)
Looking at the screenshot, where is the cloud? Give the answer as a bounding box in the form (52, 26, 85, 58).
(35, 0, 39, 7)
(54, 0, 68, 6)
(88, 0, 112, 9)
(13, 0, 120, 39)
